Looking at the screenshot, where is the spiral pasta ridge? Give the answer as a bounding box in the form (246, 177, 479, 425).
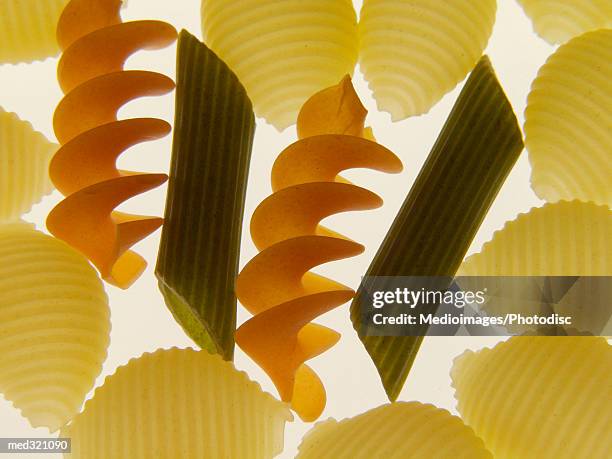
(359, 0, 497, 121)
(525, 29, 612, 207)
(46, 0, 177, 289)
(452, 337, 612, 459)
(0, 108, 56, 222)
(0, 222, 110, 432)
(201, 0, 359, 130)
(236, 76, 402, 421)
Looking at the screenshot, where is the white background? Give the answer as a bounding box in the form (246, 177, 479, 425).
(0, 0, 553, 457)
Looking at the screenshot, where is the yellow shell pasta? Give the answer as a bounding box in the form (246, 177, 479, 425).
(0, 0, 70, 63)
(201, 0, 358, 130)
(525, 29, 612, 207)
(459, 201, 612, 334)
(517, 0, 612, 44)
(0, 223, 109, 432)
(452, 336, 612, 459)
(297, 402, 492, 459)
(63, 348, 293, 459)
(358, 0, 497, 120)
(0, 109, 55, 222)
(460, 201, 611, 276)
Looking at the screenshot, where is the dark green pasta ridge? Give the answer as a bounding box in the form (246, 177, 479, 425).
(156, 30, 255, 360)
(350, 56, 524, 400)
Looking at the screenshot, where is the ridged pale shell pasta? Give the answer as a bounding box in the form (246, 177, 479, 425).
(525, 29, 612, 207)
(63, 348, 293, 459)
(297, 402, 493, 458)
(452, 337, 612, 459)
(517, 0, 612, 44)
(459, 201, 612, 335)
(201, 0, 359, 130)
(0, 109, 55, 222)
(359, 0, 497, 120)
(0, 0, 70, 63)
(0, 223, 109, 432)
(460, 201, 611, 276)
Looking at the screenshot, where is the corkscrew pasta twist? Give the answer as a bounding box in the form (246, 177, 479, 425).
(236, 76, 402, 421)
(46, 0, 177, 288)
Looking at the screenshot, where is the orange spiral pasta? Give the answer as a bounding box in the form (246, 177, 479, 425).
(46, 0, 177, 289)
(236, 76, 402, 421)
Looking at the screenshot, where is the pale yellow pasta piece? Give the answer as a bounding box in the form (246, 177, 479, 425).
(0, 108, 55, 222)
(452, 336, 612, 459)
(0, 0, 70, 63)
(201, 0, 358, 130)
(517, 0, 612, 44)
(459, 201, 611, 334)
(525, 29, 612, 207)
(296, 402, 492, 459)
(0, 223, 109, 432)
(63, 348, 293, 459)
(358, 0, 496, 121)
(460, 200, 611, 275)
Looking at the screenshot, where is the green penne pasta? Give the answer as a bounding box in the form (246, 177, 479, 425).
(156, 30, 255, 360)
(350, 56, 524, 401)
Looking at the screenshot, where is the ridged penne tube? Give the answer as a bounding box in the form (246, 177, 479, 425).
(350, 57, 523, 402)
(236, 77, 402, 421)
(0, 223, 110, 432)
(0, 0, 69, 63)
(297, 402, 493, 459)
(359, 0, 497, 120)
(62, 348, 293, 459)
(517, 0, 612, 44)
(156, 31, 256, 360)
(459, 201, 612, 335)
(201, 0, 359, 130)
(0, 109, 55, 222)
(47, 0, 177, 289)
(452, 337, 612, 459)
(525, 29, 612, 207)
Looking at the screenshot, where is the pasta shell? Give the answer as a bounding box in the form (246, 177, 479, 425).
(297, 402, 493, 458)
(525, 29, 612, 207)
(201, 0, 359, 130)
(0, 0, 69, 63)
(62, 348, 293, 459)
(452, 336, 612, 459)
(517, 0, 612, 44)
(0, 223, 109, 432)
(460, 201, 611, 275)
(459, 201, 612, 335)
(359, 0, 497, 120)
(0, 109, 55, 222)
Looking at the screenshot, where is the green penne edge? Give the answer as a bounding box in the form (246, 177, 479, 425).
(350, 56, 524, 401)
(156, 30, 255, 361)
